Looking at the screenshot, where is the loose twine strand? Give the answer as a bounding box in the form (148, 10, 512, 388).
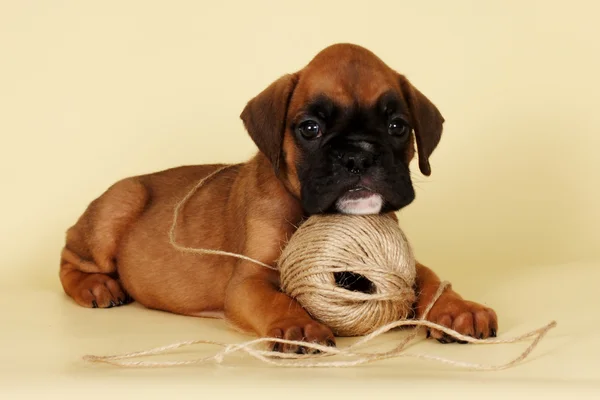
(167, 165, 276, 270)
(83, 164, 558, 370)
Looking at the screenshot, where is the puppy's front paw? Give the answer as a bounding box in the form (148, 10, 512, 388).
(266, 319, 336, 354)
(425, 291, 498, 344)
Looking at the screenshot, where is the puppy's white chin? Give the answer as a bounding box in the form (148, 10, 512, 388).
(336, 193, 383, 215)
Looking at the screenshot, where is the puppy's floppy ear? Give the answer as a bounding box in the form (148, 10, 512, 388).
(398, 75, 445, 176)
(240, 73, 299, 174)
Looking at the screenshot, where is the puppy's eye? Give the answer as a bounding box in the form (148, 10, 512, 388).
(388, 118, 410, 137)
(297, 120, 322, 139)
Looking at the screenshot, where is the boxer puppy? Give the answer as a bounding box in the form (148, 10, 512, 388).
(59, 43, 497, 352)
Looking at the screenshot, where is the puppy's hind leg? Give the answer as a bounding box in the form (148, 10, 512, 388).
(59, 178, 148, 308)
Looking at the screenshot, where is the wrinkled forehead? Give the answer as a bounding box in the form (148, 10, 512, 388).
(289, 57, 402, 117)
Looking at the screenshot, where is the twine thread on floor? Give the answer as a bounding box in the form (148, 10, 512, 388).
(83, 163, 558, 370)
(83, 281, 557, 370)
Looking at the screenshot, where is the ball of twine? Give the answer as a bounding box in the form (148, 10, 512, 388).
(278, 214, 416, 337)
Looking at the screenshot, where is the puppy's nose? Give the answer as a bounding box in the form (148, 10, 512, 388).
(342, 152, 374, 174)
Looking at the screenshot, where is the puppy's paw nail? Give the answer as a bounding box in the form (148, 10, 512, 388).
(437, 334, 452, 344)
(326, 339, 336, 347)
(109, 300, 116, 308)
(426, 330, 430, 339)
(92, 300, 98, 308)
(491, 329, 497, 337)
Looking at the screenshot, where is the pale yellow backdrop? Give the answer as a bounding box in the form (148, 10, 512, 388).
(1, 1, 599, 398)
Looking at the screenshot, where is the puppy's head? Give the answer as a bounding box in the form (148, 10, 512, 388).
(241, 43, 444, 215)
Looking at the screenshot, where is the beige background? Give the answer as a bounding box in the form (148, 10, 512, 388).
(1, 1, 599, 398)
